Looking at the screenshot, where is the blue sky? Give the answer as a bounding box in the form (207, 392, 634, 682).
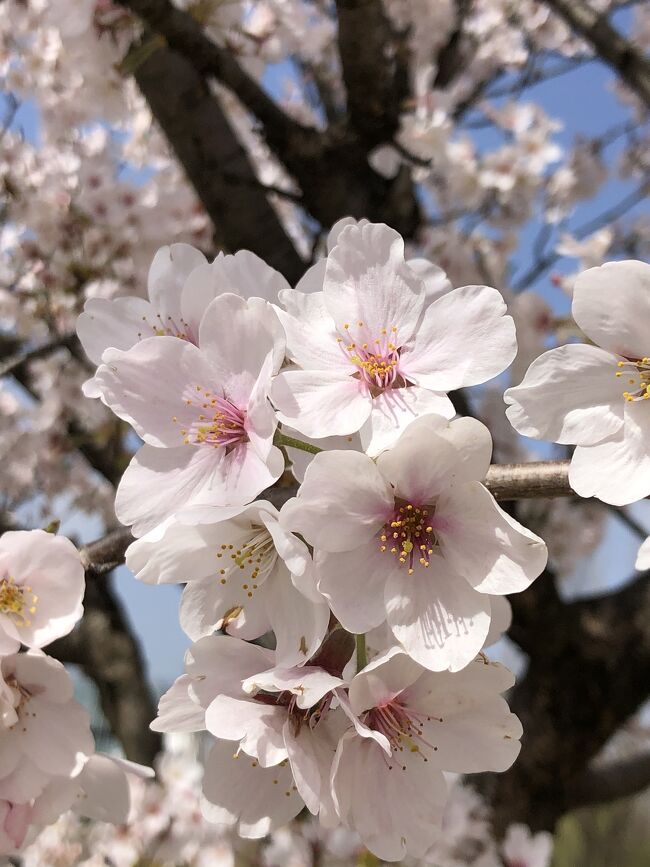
(4, 27, 649, 691)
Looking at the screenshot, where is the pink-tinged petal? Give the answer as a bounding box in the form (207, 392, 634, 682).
(504, 344, 624, 446)
(272, 369, 371, 438)
(76, 296, 154, 365)
(95, 337, 216, 447)
(205, 696, 287, 767)
(10, 652, 74, 703)
(242, 666, 342, 709)
(74, 754, 132, 823)
(202, 740, 303, 838)
(147, 242, 207, 325)
(182, 250, 290, 330)
(151, 674, 205, 733)
(435, 482, 548, 594)
(569, 398, 650, 505)
(0, 759, 51, 805)
(375, 416, 467, 503)
(331, 733, 447, 860)
(186, 635, 274, 708)
(636, 536, 650, 571)
(360, 387, 455, 458)
(125, 515, 248, 585)
(274, 304, 350, 372)
(407, 258, 452, 303)
(283, 451, 392, 553)
(403, 660, 522, 773)
(349, 647, 423, 715)
(245, 353, 279, 460)
(22, 697, 94, 778)
(324, 223, 425, 343)
(315, 543, 390, 634)
(115, 445, 224, 537)
(401, 285, 516, 390)
(572, 260, 650, 360)
(209, 441, 284, 507)
(264, 569, 330, 666)
(198, 294, 285, 405)
(179, 572, 270, 642)
(385, 554, 491, 672)
(284, 712, 344, 821)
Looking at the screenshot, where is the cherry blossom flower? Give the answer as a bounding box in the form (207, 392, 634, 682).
(126, 500, 329, 665)
(271, 221, 516, 456)
(77, 243, 207, 396)
(93, 293, 286, 535)
(78, 243, 293, 400)
(285, 414, 547, 671)
(0, 652, 95, 804)
(505, 260, 650, 506)
(0, 530, 84, 654)
(331, 648, 522, 860)
(501, 823, 553, 867)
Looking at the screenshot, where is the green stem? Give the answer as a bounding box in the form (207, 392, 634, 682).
(355, 633, 367, 672)
(274, 431, 323, 455)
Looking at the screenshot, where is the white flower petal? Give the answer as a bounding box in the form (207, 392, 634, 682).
(401, 285, 516, 390)
(436, 482, 548, 594)
(504, 344, 624, 446)
(385, 555, 491, 672)
(572, 260, 650, 360)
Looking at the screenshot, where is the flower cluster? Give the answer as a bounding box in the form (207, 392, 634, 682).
(75, 220, 550, 860)
(17, 737, 553, 867)
(0, 528, 152, 855)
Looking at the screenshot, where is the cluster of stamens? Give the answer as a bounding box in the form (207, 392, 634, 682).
(174, 384, 247, 449)
(616, 357, 650, 401)
(216, 527, 277, 599)
(379, 502, 436, 574)
(0, 577, 37, 628)
(337, 322, 403, 393)
(138, 312, 194, 343)
(364, 700, 441, 768)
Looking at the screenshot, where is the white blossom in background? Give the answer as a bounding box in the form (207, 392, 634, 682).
(286, 414, 547, 671)
(506, 260, 650, 505)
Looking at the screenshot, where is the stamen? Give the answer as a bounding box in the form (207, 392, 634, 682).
(378, 500, 436, 571)
(174, 385, 248, 449)
(616, 357, 650, 402)
(0, 577, 37, 628)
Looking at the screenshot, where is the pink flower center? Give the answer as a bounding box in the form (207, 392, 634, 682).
(364, 699, 441, 766)
(616, 357, 650, 401)
(378, 501, 436, 574)
(337, 322, 405, 394)
(175, 384, 248, 449)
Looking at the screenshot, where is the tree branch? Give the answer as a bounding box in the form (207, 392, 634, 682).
(132, 39, 306, 282)
(569, 751, 650, 808)
(543, 0, 650, 107)
(334, 0, 408, 146)
(117, 0, 314, 146)
(484, 460, 571, 501)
